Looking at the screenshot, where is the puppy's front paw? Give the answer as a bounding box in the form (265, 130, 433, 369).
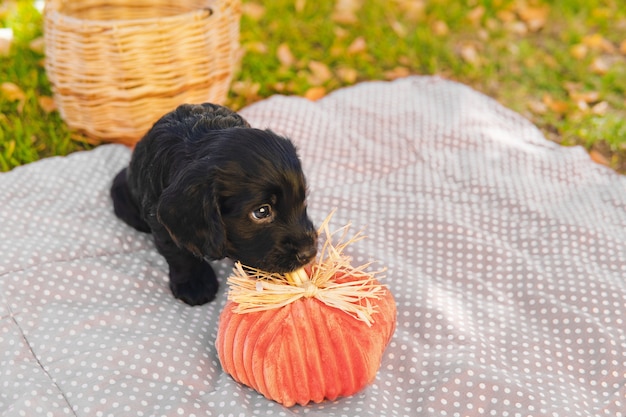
(169, 262, 219, 306)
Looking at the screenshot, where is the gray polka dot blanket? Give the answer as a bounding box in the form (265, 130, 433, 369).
(2, 76, 625, 416)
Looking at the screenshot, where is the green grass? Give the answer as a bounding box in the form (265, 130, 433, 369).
(1, 0, 626, 171)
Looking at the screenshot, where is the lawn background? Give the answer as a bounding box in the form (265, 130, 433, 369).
(1, 0, 625, 172)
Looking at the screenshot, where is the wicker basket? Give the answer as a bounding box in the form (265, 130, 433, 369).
(44, 0, 241, 145)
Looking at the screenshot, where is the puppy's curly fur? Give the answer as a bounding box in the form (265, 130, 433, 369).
(110, 103, 317, 306)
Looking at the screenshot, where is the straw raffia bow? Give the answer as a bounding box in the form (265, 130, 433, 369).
(226, 212, 387, 326)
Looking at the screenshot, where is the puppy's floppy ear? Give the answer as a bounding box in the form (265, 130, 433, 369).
(156, 161, 226, 259)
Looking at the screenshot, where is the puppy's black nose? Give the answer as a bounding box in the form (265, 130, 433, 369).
(296, 246, 317, 264)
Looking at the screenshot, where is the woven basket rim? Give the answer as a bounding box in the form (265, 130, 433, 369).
(45, 2, 214, 27)
(43, 0, 239, 144)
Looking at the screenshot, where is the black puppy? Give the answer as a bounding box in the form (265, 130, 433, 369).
(110, 103, 317, 306)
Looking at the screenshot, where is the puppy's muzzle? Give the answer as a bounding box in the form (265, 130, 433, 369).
(296, 245, 317, 265)
(293, 228, 318, 267)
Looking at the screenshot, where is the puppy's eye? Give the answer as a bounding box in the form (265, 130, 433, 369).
(250, 204, 273, 222)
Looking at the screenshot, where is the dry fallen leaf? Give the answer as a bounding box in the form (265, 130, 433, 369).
(295, 0, 306, 13)
(496, 9, 516, 23)
(505, 21, 528, 35)
(563, 81, 581, 92)
(241, 2, 265, 21)
(527, 99, 548, 115)
(582, 33, 615, 53)
(431, 20, 449, 36)
(29, 36, 45, 54)
(516, 4, 549, 31)
(398, 55, 411, 66)
(277, 43, 296, 67)
(542, 94, 569, 114)
(0, 1, 17, 19)
(591, 101, 609, 115)
(590, 56, 611, 75)
(347, 36, 367, 54)
(569, 43, 588, 60)
(231, 80, 261, 99)
(38, 96, 57, 113)
(395, 0, 424, 22)
(1, 82, 27, 113)
(590, 149, 609, 166)
(336, 66, 358, 83)
(0, 38, 11, 56)
(575, 101, 589, 112)
(568, 90, 600, 104)
(458, 42, 480, 65)
(308, 61, 332, 85)
(332, 10, 357, 24)
(0, 28, 13, 56)
(620, 40, 626, 55)
(304, 86, 326, 101)
(390, 20, 408, 38)
(245, 41, 268, 54)
(1, 82, 25, 101)
(538, 54, 559, 69)
(467, 6, 485, 25)
(329, 45, 345, 57)
(272, 82, 286, 92)
(384, 66, 411, 80)
(334, 26, 349, 39)
(332, 0, 361, 24)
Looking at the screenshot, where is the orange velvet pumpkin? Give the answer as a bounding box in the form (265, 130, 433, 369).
(216, 269, 396, 407)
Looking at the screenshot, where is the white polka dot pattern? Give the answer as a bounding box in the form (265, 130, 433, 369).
(1, 76, 625, 416)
